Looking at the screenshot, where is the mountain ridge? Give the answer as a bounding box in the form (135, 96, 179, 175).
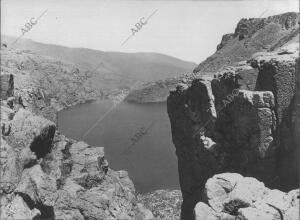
(2, 35, 196, 84)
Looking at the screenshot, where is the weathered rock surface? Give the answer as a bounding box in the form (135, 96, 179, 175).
(167, 44, 299, 218)
(194, 173, 299, 220)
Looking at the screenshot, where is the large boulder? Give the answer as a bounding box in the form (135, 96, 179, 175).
(204, 173, 269, 214)
(194, 173, 299, 220)
(8, 109, 56, 160)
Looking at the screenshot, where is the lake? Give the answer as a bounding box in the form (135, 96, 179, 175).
(57, 100, 179, 193)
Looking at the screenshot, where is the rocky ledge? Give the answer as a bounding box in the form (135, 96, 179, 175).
(167, 43, 299, 219)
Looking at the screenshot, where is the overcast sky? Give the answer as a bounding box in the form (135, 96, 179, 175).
(1, 0, 298, 63)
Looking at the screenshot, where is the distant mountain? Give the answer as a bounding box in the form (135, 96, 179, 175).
(126, 12, 299, 103)
(1, 35, 196, 89)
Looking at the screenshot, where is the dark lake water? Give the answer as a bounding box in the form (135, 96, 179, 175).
(58, 100, 179, 193)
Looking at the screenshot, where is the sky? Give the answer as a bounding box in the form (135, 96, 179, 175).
(1, 0, 299, 63)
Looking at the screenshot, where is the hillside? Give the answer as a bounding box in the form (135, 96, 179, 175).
(2, 35, 196, 86)
(0, 47, 104, 122)
(126, 12, 299, 103)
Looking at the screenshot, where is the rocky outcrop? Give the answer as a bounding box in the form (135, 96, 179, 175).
(9, 109, 56, 159)
(0, 75, 152, 219)
(194, 173, 299, 220)
(167, 44, 299, 218)
(250, 45, 299, 190)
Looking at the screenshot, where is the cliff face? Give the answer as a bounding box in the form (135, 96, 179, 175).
(167, 43, 299, 219)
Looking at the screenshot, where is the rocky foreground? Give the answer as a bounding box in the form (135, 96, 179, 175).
(1, 103, 153, 219)
(167, 42, 299, 219)
(194, 173, 299, 220)
(0, 47, 155, 220)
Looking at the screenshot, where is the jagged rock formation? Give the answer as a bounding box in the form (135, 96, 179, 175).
(167, 44, 299, 219)
(0, 57, 153, 220)
(194, 173, 299, 220)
